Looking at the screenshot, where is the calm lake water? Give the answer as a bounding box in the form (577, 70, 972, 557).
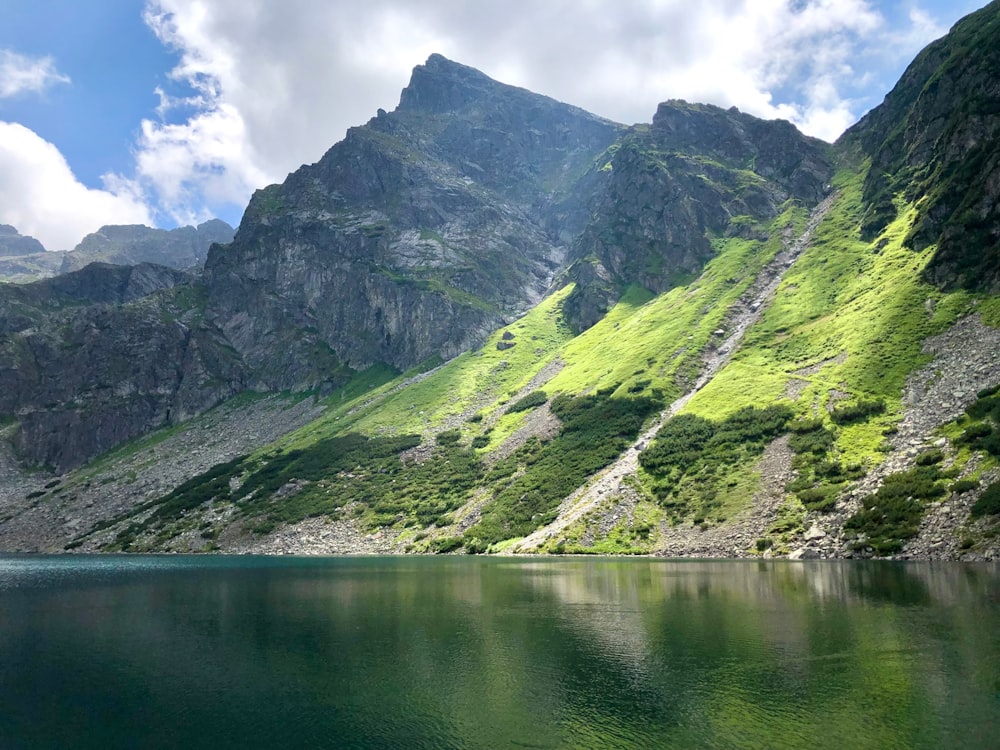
(1, 556, 998, 749)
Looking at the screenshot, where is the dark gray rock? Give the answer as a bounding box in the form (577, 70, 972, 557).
(61, 220, 234, 273)
(203, 54, 622, 386)
(0, 225, 46, 257)
(842, 1, 1000, 291)
(562, 101, 834, 329)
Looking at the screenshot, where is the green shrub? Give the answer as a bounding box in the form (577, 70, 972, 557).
(505, 390, 548, 414)
(430, 536, 463, 553)
(958, 423, 993, 443)
(915, 449, 945, 466)
(787, 423, 835, 455)
(977, 384, 1000, 399)
(470, 435, 490, 449)
(436, 429, 462, 445)
(830, 398, 886, 425)
(950, 479, 978, 494)
(797, 487, 838, 511)
(971, 482, 1000, 517)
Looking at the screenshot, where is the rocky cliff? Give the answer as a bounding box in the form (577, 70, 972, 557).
(564, 101, 834, 328)
(61, 220, 235, 273)
(0, 225, 46, 257)
(844, 0, 1000, 291)
(202, 55, 622, 386)
(0, 264, 243, 469)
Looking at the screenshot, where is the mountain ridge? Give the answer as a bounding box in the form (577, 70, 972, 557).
(1, 6, 999, 558)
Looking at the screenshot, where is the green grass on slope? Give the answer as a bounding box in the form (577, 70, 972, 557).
(546, 203, 808, 401)
(288, 285, 576, 449)
(459, 391, 662, 552)
(683, 167, 979, 467)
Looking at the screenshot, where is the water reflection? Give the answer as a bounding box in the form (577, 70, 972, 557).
(0, 557, 998, 749)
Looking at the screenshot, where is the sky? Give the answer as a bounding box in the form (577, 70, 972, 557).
(0, 0, 988, 252)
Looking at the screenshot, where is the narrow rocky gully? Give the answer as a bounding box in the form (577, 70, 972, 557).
(513, 193, 839, 553)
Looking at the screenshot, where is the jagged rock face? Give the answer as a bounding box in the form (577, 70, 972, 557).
(563, 101, 834, 329)
(844, 0, 1000, 291)
(61, 220, 235, 274)
(204, 55, 622, 384)
(0, 225, 46, 257)
(0, 263, 192, 335)
(0, 263, 241, 470)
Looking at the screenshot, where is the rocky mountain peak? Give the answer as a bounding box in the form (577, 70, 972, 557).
(396, 53, 502, 114)
(0, 225, 46, 257)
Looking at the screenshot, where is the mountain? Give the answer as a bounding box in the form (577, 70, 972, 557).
(202, 54, 622, 386)
(0, 221, 235, 284)
(0, 3, 998, 559)
(0, 225, 46, 256)
(61, 220, 235, 274)
(844, 1, 1000, 292)
(0, 226, 64, 283)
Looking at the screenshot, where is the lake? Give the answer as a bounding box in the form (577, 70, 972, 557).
(1, 556, 998, 749)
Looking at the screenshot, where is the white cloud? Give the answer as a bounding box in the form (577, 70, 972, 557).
(122, 0, 970, 225)
(0, 122, 152, 251)
(0, 49, 70, 98)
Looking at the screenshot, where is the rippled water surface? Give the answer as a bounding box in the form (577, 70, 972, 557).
(1, 556, 999, 749)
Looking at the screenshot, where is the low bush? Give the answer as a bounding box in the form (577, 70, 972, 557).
(915, 449, 945, 466)
(435, 429, 462, 445)
(430, 536, 464, 553)
(844, 465, 947, 554)
(505, 390, 548, 414)
(830, 398, 885, 425)
(971, 482, 1000, 517)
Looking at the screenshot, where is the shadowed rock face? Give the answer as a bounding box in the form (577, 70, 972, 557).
(0, 263, 242, 470)
(0, 225, 46, 257)
(61, 220, 235, 273)
(202, 54, 623, 385)
(562, 101, 834, 329)
(843, 0, 1000, 292)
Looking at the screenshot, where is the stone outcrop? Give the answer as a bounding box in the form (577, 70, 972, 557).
(843, 0, 1000, 291)
(0, 225, 46, 256)
(562, 101, 834, 329)
(0, 263, 242, 470)
(61, 219, 234, 273)
(202, 54, 621, 386)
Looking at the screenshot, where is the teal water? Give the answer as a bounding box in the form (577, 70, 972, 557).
(1, 556, 998, 749)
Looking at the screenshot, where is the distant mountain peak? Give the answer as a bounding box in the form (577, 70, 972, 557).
(0, 225, 46, 257)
